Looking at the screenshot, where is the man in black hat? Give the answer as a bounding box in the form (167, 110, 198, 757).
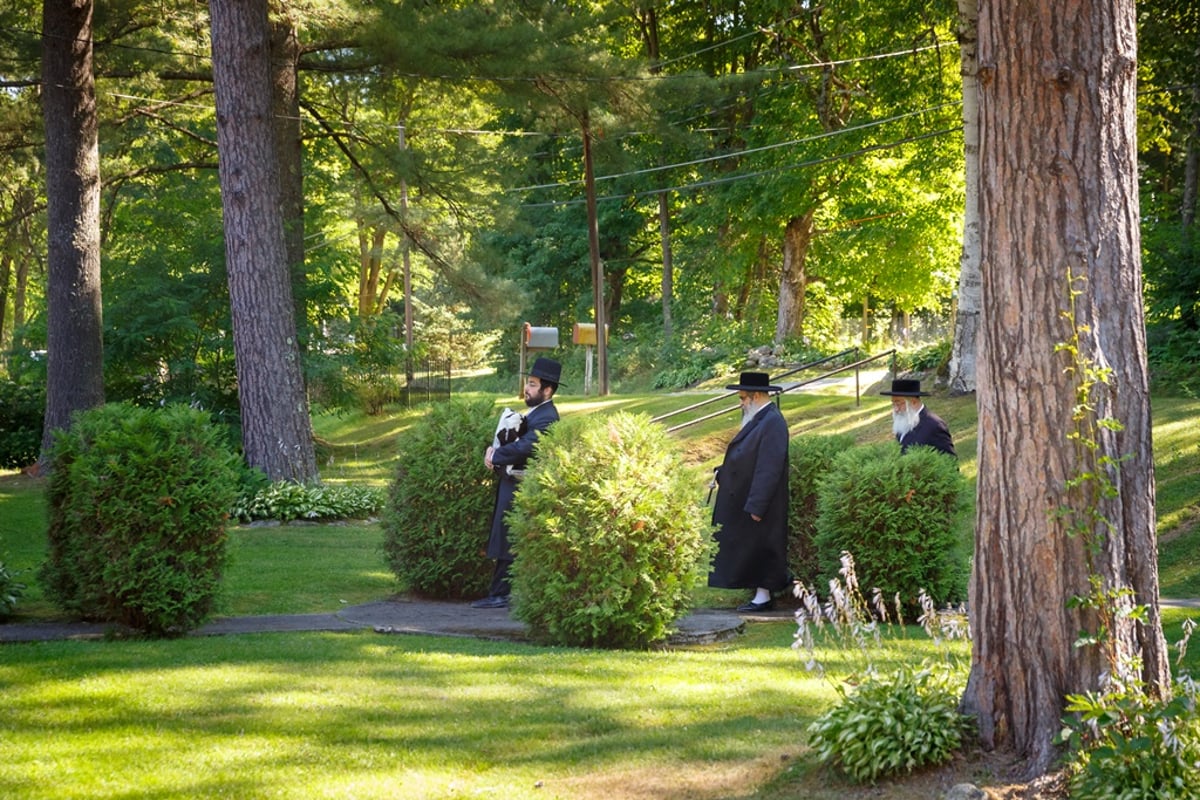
(880, 378, 956, 458)
(472, 356, 562, 609)
(708, 371, 791, 613)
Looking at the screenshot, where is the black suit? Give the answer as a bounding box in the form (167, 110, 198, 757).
(486, 399, 559, 596)
(898, 406, 956, 458)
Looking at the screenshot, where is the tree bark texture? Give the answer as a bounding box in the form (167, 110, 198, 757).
(964, 0, 1169, 775)
(948, 0, 981, 396)
(40, 0, 104, 458)
(210, 0, 317, 483)
(269, 4, 306, 338)
(773, 210, 814, 344)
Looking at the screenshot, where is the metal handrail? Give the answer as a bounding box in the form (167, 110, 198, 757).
(649, 348, 858, 424)
(660, 348, 897, 434)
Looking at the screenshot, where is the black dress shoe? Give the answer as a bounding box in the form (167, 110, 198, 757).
(736, 598, 775, 613)
(470, 595, 509, 609)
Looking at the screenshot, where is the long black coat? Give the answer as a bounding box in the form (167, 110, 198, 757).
(486, 400, 559, 560)
(708, 402, 790, 591)
(898, 406, 956, 458)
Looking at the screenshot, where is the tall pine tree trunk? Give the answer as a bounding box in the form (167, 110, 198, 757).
(210, 0, 317, 483)
(269, 3, 306, 344)
(40, 0, 104, 460)
(963, 0, 1168, 775)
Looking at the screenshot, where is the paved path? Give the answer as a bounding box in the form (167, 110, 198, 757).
(0, 598, 755, 645)
(6, 599, 1195, 645)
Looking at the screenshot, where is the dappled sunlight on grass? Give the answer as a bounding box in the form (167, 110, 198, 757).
(0, 628, 839, 799)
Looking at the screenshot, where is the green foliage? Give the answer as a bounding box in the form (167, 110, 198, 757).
(895, 338, 952, 376)
(507, 412, 715, 649)
(39, 403, 240, 636)
(646, 322, 764, 390)
(0, 552, 26, 619)
(232, 481, 384, 524)
(788, 434, 856, 585)
(807, 664, 972, 783)
(1144, 226, 1200, 397)
(1059, 674, 1200, 800)
(0, 379, 43, 469)
(381, 397, 497, 599)
(814, 443, 969, 612)
(306, 311, 409, 413)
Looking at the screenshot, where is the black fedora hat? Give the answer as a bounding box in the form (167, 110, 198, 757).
(525, 356, 564, 386)
(880, 378, 929, 397)
(726, 371, 782, 393)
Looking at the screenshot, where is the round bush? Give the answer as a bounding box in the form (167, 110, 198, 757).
(507, 412, 715, 649)
(788, 433, 856, 586)
(814, 443, 969, 612)
(381, 397, 497, 599)
(39, 403, 240, 635)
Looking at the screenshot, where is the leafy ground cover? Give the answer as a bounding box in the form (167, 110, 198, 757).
(1, 377, 1198, 798)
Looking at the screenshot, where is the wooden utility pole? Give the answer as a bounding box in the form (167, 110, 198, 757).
(581, 112, 608, 396)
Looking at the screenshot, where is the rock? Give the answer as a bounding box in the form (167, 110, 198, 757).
(944, 784, 987, 800)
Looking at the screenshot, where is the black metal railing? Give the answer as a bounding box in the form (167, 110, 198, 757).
(402, 357, 452, 406)
(652, 348, 896, 434)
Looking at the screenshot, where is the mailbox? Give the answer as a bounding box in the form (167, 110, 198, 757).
(524, 323, 559, 351)
(572, 323, 608, 346)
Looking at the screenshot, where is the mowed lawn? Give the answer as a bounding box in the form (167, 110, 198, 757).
(1, 383, 1199, 799)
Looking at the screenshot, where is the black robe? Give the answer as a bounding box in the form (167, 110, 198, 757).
(486, 400, 559, 560)
(708, 402, 790, 591)
(897, 406, 956, 458)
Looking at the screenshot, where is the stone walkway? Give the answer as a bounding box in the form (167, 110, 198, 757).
(0, 597, 757, 645)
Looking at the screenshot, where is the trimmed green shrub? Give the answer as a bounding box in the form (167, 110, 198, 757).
(807, 664, 971, 783)
(507, 412, 716, 649)
(0, 379, 44, 469)
(788, 434, 856, 586)
(381, 397, 497, 599)
(39, 403, 240, 635)
(814, 443, 969, 612)
(233, 480, 384, 523)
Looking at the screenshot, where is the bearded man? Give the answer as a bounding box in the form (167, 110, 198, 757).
(471, 357, 562, 609)
(880, 378, 956, 458)
(708, 371, 791, 613)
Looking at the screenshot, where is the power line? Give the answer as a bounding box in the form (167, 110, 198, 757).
(518, 127, 962, 210)
(504, 102, 963, 193)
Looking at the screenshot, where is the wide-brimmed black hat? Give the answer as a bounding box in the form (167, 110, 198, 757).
(726, 371, 782, 393)
(880, 378, 929, 397)
(525, 356, 564, 386)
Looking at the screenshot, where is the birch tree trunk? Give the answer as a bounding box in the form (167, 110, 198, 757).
(947, 0, 981, 395)
(40, 0, 104, 459)
(210, 0, 317, 483)
(963, 0, 1169, 775)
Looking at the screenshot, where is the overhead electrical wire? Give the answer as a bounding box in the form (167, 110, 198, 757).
(518, 127, 963, 210)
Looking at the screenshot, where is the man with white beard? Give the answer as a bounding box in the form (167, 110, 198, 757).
(880, 378, 956, 458)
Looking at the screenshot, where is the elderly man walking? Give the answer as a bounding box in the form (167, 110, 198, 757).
(708, 371, 791, 613)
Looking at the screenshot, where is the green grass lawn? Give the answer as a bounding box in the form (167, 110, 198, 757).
(1, 379, 1198, 799)
(0, 621, 966, 800)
